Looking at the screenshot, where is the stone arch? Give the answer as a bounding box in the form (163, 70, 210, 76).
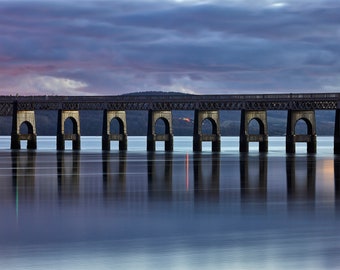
(294, 117, 313, 135)
(102, 110, 127, 151)
(193, 110, 220, 152)
(286, 110, 316, 153)
(57, 110, 81, 150)
(110, 117, 124, 134)
(239, 110, 268, 152)
(155, 117, 171, 135)
(201, 117, 218, 135)
(19, 120, 35, 135)
(248, 117, 266, 135)
(64, 117, 79, 134)
(147, 110, 173, 151)
(11, 105, 37, 150)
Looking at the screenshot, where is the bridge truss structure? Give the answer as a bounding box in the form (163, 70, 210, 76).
(0, 93, 338, 116)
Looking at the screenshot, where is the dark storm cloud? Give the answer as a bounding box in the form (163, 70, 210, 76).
(0, 0, 340, 95)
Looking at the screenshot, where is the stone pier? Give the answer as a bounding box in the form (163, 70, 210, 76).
(193, 110, 220, 152)
(102, 110, 127, 151)
(147, 110, 173, 151)
(239, 110, 268, 152)
(286, 110, 317, 154)
(57, 110, 81, 150)
(11, 102, 37, 150)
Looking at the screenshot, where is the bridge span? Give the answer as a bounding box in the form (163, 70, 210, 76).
(2, 93, 340, 153)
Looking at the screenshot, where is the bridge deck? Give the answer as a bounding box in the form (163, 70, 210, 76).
(0, 93, 338, 116)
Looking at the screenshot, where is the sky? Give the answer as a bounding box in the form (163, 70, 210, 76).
(0, 0, 340, 96)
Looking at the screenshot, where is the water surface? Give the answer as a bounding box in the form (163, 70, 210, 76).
(0, 137, 339, 269)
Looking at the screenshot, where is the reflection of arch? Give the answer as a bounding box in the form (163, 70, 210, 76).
(102, 152, 126, 200)
(286, 155, 316, 200)
(57, 152, 80, 199)
(147, 110, 173, 151)
(11, 151, 36, 216)
(239, 110, 268, 152)
(57, 110, 81, 150)
(334, 109, 340, 154)
(193, 110, 220, 152)
(286, 110, 316, 153)
(147, 152, 172, 200)
(11, 102, 37, 149)
(102, 110, 127, 151)
(239, 153, 267, 201)
(193, 153, 220, 201)
(334, 155, 340, 201)
(11, 150, 36, 188)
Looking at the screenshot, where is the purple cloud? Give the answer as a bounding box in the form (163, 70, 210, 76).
(0, 0, 340, 95)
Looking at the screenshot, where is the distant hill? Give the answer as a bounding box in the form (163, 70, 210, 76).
(0, 91, 336, 136)
(123, 91, 192, 96)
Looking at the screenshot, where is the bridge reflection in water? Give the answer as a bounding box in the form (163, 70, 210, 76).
(4, 151, 338, 209)
(193, 153, 220, 201)
(57, 152, 80, 199)
(102, 151, 127, 200)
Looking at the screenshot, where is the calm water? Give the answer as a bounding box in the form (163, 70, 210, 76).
(0, 136, 339, 269)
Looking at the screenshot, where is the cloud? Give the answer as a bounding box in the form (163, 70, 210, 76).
(0, 0, 340, 95)
(29, 76, 88, 95)
(0, 75, 88, 95)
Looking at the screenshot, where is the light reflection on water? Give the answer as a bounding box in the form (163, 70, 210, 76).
(0, 137, 339, 269)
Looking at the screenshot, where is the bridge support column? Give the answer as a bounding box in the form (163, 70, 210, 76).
(239, 110, 268, 153)
(11, 102, 37, 150)
(57, 110, 81, 150)
(193, 110, 221, 152)
(147, 110, 173, 151)
(286, 110, 317, 154)
(334, 109, 340, 154)
(102, 110, 127, 151)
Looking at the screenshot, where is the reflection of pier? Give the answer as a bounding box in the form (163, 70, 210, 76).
(102, 152, 127, 199)
(11, 151, 36, 201)
(286, 155, 316, 200)
(334, 155, 340, 202)
(57, 152, 80, 198)
(193, 153, 220, 201)
(239, 154, 267, 201)
(5, 150, 340, 207)
(147, 152, 172, 200)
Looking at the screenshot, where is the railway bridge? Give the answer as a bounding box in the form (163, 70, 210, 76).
(1, 93, 340, 153)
